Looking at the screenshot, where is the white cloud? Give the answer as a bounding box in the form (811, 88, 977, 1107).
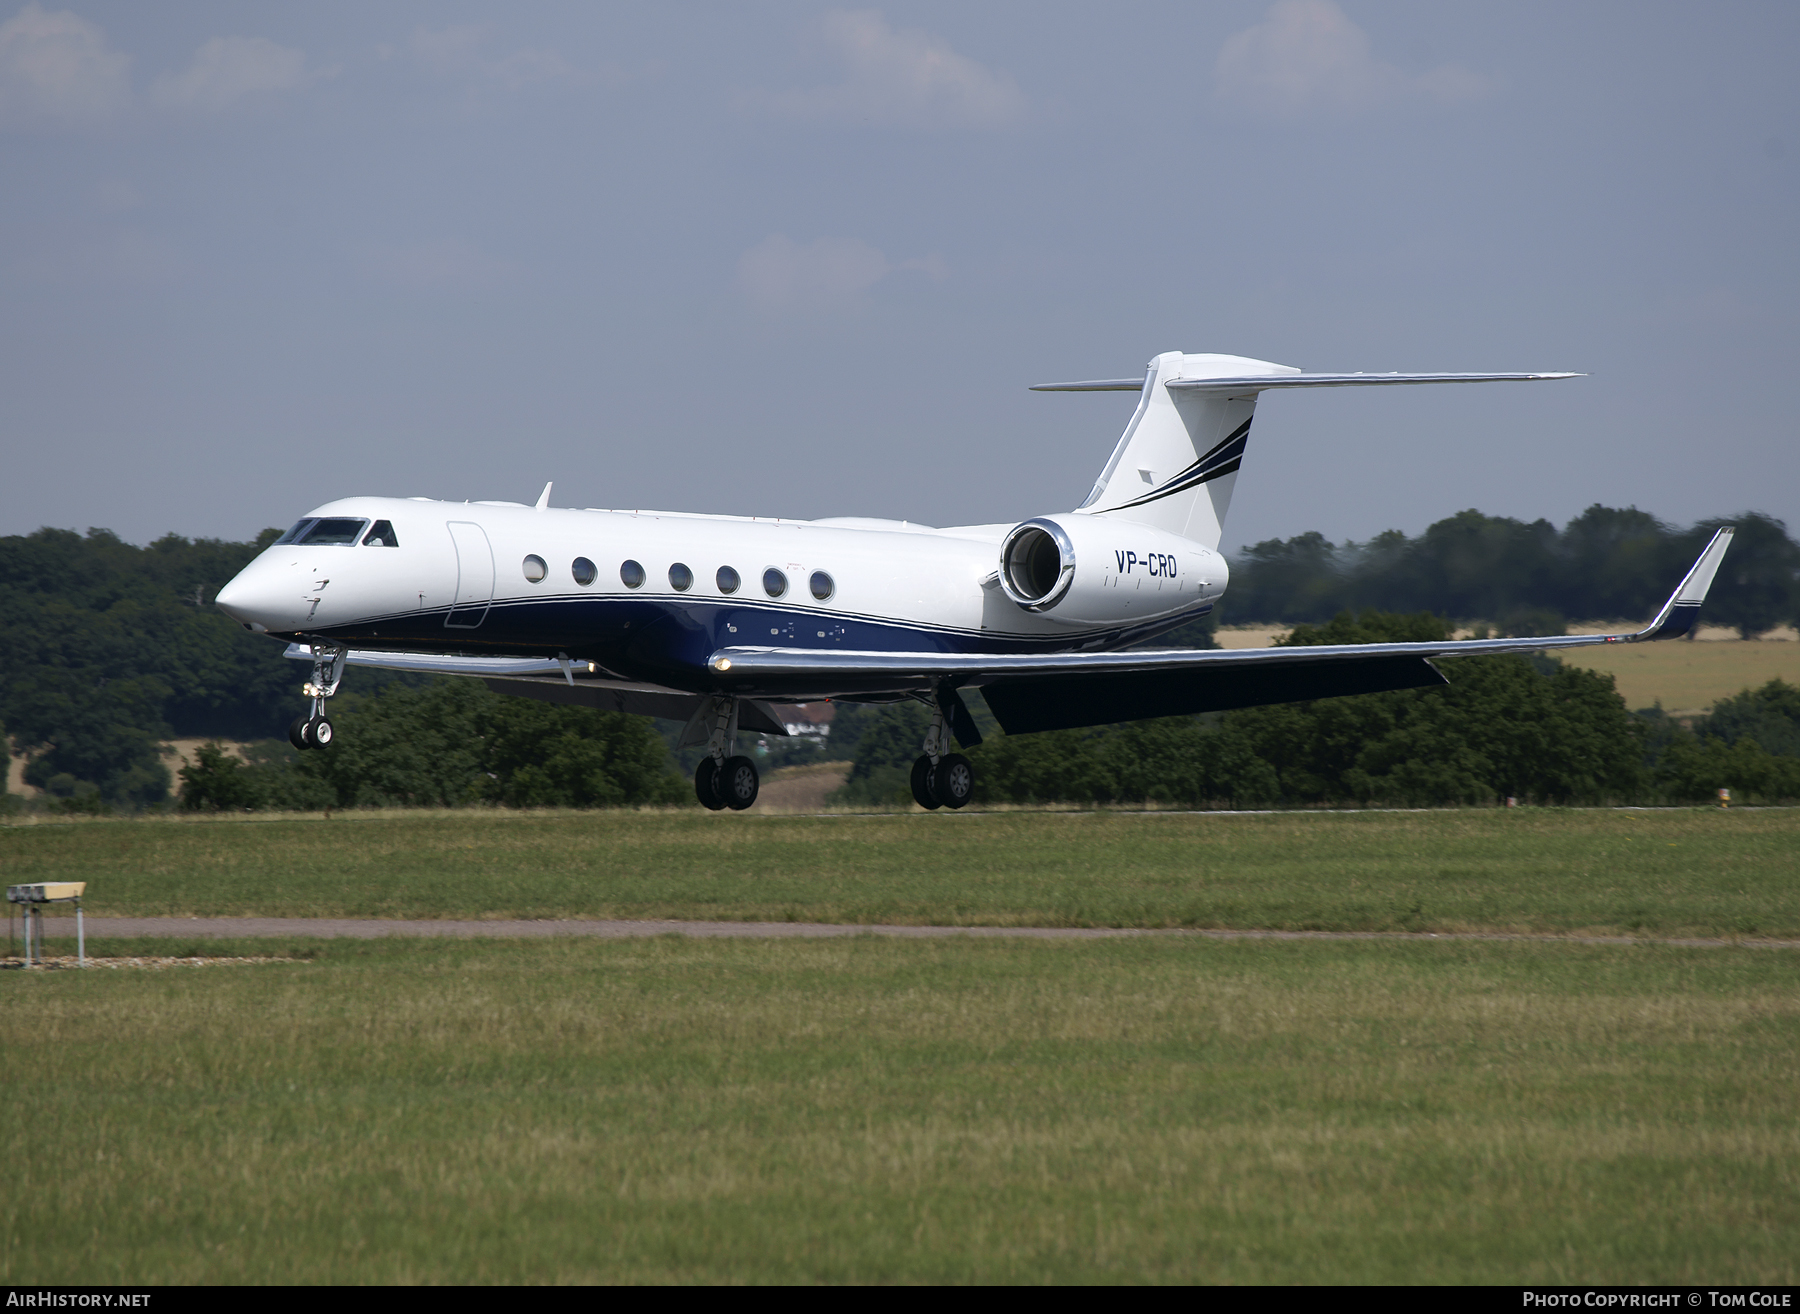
(765, 9, 1024, 129)
(151, 36, 310, 112)
(737, 234, 943, 312)
(0, 3, 130, 125)
(1216, 0, 1496, 118)
(362, 238, 516, 290)
(409, 25, 571, 91)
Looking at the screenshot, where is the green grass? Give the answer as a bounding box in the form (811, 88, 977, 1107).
(2, 935, 1795, 1283)
(4, 808, 1799, 938)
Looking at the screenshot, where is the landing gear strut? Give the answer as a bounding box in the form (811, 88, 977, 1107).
(910, 694, 975, 810)
(289, 642, 345, 751)
(690, 696, 759, 811)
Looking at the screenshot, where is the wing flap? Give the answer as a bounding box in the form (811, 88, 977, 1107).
(481, 678, 791, 735)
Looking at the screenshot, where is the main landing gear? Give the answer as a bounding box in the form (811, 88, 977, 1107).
(288, 642, 346, 751)
(909, 697, 975, 810)
(690, 696, 759, 811)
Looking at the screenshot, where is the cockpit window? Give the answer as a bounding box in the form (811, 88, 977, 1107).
(362, 520, 399, 547)
(274, 519, 316, 546)
(297, 518, 369, 546)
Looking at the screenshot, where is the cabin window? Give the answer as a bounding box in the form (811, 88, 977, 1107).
(763, 568, 788, 598)
(810, 571, 834, 601)
(274, 519, 316, 546)
(297, 518, 368, 546)
(571, 557, 597, 586)
(620, 559, 646, 589)
(523, 555, 547, 583)
(362, 520, 399, 547)
(716, 566, 740, 594)
(669, 563, 694, 592)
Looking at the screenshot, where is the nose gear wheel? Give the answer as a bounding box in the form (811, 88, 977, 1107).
(289, 714, 334, 751)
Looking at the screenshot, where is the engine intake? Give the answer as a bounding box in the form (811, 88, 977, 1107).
(994, 513, 1226, 626)
(999, 518, 1076, 612)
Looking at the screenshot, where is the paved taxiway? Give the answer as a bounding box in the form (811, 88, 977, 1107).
(36, 917, 1800, 950)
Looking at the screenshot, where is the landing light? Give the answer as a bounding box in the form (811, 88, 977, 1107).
(713, 658, 732, 672)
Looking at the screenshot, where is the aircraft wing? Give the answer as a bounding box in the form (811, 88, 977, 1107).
(705, 527, 1734, 734)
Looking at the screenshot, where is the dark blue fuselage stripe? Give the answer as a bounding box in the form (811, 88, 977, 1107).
(300, 595, 1217, 690)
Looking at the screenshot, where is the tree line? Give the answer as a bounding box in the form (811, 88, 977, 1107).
(174, 680, 688, 813)
(1221, 506, 1800, 635)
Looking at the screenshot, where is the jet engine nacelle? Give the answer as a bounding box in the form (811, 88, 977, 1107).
(996, 514, 1227, 628)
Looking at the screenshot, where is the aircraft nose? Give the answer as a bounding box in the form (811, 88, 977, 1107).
(215, 564, 281, 631)
(213, 575, 257, 626)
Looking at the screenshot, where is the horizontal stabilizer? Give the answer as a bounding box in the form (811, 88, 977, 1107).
(1034, 371, 1580, 394)
(1030, 378, 1148, 392)
(1166, 371, 1582, 395)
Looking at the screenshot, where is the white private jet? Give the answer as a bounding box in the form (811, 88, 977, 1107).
(213, 350, 1734, 812)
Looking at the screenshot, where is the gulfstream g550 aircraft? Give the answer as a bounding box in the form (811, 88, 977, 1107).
(213, 351, 1734, 811)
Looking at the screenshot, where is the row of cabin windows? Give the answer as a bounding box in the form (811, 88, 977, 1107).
(275, 517, 398, 547)
(274, 520, 832, 601)
(522, 555, 834, 601)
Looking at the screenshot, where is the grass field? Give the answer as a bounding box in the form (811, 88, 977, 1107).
(1216, 628, 1797, 717)
(3, 934, 1795, 1283)
(8, 810, 1797, 1283)
(1552, 639, 1797, 715)
(5, 808, 1798, 938)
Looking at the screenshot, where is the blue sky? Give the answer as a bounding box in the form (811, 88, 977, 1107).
(3, 1, 1795, 551)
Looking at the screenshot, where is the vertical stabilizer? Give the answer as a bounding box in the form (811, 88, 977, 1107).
(1078, 352, 1298, 546)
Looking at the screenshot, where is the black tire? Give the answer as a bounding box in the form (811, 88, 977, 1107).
(719, 755, 760, 811)
(289, 716, 313, 751)
(910, 755, 942, 810)
(694, 759, 726, 811)
(311, 717, 334, 748)
(931, 753, 975, 810)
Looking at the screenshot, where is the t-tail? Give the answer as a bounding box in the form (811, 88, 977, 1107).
(1033, 353, 1583, 549)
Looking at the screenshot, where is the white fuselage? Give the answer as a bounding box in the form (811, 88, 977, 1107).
(214, 495, 1227, 696)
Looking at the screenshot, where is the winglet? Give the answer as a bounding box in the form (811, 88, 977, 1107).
(1631, 527, 1734, 641)
(535, 481, 553, 511)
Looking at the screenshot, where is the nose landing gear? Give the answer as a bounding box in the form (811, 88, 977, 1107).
(289, 715, 335, 750)
(689, 696, 759, 811)
(288, 642, 346, 751)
